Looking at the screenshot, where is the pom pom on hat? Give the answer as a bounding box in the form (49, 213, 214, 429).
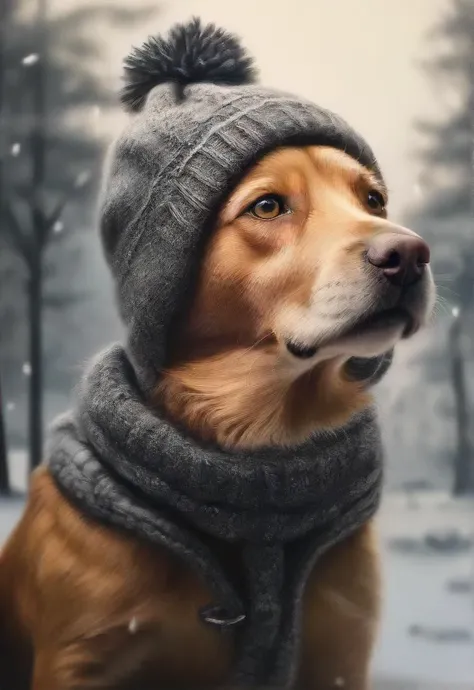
(121, 17, 257, 111)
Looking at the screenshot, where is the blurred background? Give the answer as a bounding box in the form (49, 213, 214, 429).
(0, 0, 473, 687)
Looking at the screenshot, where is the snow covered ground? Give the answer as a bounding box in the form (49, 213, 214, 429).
(6, 448, 30, 496)
(1, 451, 473, 689)
(373, 492, 474, 689)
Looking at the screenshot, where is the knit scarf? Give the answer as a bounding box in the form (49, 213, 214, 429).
(47, 344, 387, 688)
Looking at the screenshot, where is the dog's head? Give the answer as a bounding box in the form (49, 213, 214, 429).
(160, 145, 435, 448)
(180, 146, 434, 366)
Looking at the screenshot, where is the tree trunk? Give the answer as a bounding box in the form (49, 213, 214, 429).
(449, 317, 474, 495)
(0, 0, 10, 493)
(0, 375, 9, 494)
(28, 251, 43, 471)
(27, 0, 47, 473)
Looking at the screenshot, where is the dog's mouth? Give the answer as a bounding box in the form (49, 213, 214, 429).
(285, 307, 416, 360)
(340, 306, 416, 340)
(286, 341, 319, 359)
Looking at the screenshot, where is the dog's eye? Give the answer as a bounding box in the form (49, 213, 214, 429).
(367, 190, 386, 213)
(247, 195, 287, 220)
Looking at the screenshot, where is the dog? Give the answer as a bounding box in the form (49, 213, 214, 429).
(0, 144, 434, 690)
(0, 20, 435, 690)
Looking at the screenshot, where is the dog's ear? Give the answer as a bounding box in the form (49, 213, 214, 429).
(344, 350, 393, 386)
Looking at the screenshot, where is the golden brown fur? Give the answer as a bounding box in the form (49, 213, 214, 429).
(0, 146, 431, 689)
(1, 469, 379, 689)
(158, 147, 384, 449)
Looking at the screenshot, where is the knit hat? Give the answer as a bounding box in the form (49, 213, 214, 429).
(100, 18, 384, 393)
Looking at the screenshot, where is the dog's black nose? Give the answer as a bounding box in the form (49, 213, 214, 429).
(367, 233, 430, 287)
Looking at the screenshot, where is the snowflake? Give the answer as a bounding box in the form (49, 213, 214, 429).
(53, 220, 64, 234)
(22, 362, 32, 376)
(74, 171, 91, 188)
(334, 678, 345, 688)
(452, 306, 460, 318)
(6, 402, 16, 412)
(11, 143, 21, 157)
(413, 182, 423, 199)
(128, 617, 139, 634)
(22, 54, 39, 66)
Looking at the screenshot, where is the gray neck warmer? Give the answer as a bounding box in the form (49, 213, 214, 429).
(48, 344, 390, 688)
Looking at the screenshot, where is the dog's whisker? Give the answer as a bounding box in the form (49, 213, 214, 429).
(435, 285, 460, 300)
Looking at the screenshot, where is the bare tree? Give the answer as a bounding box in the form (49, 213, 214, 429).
(0, 0, 153, 473)
(449, 307, 474, 494)
(416, 0, 474, 219)
(0, 380, 9, 495)
(0, 0, 11, 493)
(410, 0, 474, 492)
(2, 0, 55, 470)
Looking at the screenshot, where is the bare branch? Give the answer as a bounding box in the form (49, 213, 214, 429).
(1, 200, 32, 264)
(42, 193, 70, 243)
(6, 186, 74, 250)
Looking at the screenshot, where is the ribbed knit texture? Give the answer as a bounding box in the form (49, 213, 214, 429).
(48, 344, 385, 687)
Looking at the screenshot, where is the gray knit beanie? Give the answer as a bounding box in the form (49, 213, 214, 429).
(100, 18, 384, 392)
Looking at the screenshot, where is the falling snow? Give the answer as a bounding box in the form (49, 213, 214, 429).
(413, 182, 423, 199)
(21, 53, 39, 66)
(334, 678, 345, 687)
(53, 220, 64, 234)
(22, 362, 32, 376)
(6, 402, 16, 412)
(11, 143, 21, 157)
(128, 617, 139, 634)
(74, 171, 91, 188)
(452, 306, 460, 318)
